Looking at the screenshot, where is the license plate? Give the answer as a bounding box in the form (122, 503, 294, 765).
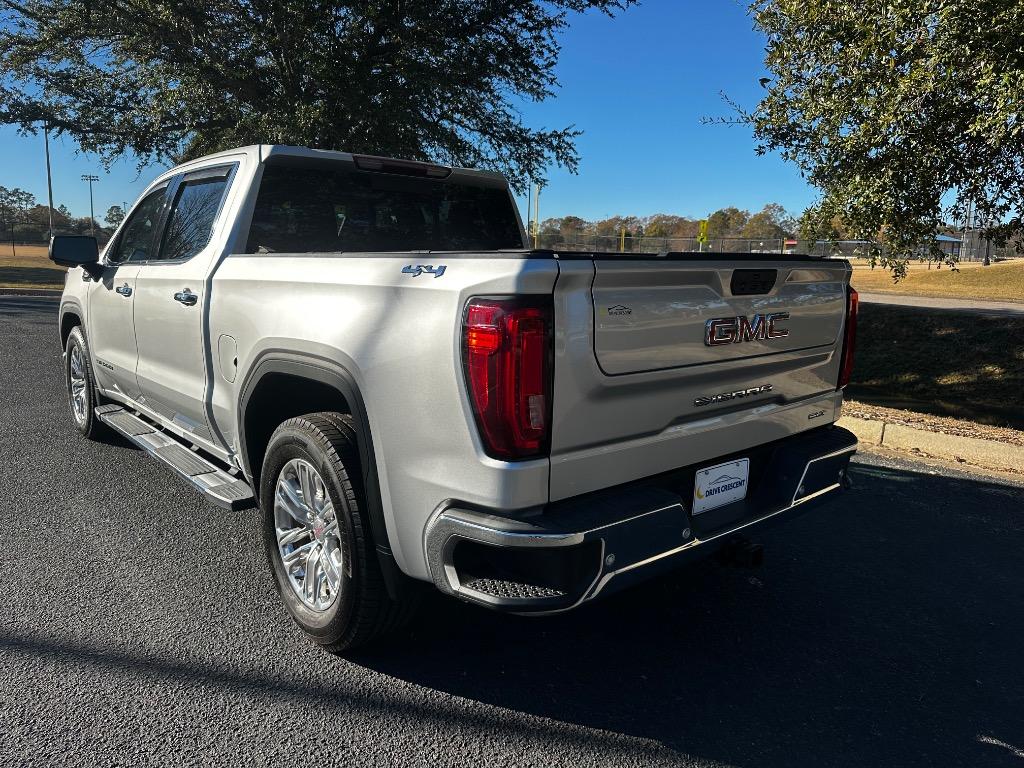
(693, 458, 750, 515)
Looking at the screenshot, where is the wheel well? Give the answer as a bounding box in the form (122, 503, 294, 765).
(60, 312, 81, 348)
(242, 372, 352, 487)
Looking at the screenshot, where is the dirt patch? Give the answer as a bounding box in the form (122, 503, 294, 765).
(0, 243, 49, 260)
(0, 244, 65, 289)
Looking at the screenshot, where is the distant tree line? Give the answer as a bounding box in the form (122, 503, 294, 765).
(0, 185, 124, 251)
(538, 203, 798, 243)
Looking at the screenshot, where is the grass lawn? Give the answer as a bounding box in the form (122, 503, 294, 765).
(0, 243, 65, 289)
(847, 303, 1024, 430)
(850, 258, 1024, 302)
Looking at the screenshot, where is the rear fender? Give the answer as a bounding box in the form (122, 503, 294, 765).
(237, 352, 409, 595)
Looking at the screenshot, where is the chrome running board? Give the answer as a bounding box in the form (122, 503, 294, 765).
(95, 404, 255, 511)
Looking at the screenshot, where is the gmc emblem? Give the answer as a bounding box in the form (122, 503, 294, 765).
(704, 312, 790, 346)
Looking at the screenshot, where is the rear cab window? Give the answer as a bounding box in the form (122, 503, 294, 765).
(245, 160, 523, 254)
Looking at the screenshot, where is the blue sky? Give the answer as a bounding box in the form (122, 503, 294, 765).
(0, 0, 817, 223)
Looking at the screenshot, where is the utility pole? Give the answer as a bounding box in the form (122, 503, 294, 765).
(44, 123, 55, 241)
(526, 184, 534, 246)
(81, 174, 99, 237)
(532, 184, 541, 248)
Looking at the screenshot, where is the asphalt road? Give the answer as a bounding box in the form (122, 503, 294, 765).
(2, 295, 1023, 768)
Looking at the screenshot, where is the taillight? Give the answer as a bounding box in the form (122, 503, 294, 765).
(462, 297, 552, 460)
(838, 287, 858, 388)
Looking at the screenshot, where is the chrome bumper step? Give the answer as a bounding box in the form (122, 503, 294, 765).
(425, 426, 859, 614)
(95, 404, 255, 511)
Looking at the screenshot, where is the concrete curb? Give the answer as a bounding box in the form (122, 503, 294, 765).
(838, 415, 1024, 474)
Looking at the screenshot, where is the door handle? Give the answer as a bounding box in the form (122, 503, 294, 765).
(115, 283, 132, 297)
(174, 289, 198, 306)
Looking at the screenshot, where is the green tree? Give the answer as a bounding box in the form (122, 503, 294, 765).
(706, 207, 750, 239)
(69, 216, 99, 237)
(0, 186, 36, 255)
(744, 0, 1024, 275)
(539, 217, 563, 235)
(104, 205, 125, 229)
(594, 216, 627, 238)
(643, 214, 696, 239)
(0, 0, 635, 192)
(24, 204, 57, 232)
(558, 215, 590, 241)
(741, 203, 792, 240)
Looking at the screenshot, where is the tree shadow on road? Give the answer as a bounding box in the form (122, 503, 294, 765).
(358, 461, 1024, 767)
(3, 455, 1022, 766)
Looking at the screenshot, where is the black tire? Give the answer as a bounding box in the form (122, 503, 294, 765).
(64, 325, 108, 439)
(260, 412, 416, 653)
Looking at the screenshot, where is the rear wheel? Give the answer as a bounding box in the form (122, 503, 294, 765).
(64, 326, 107, 439)
(260, 413, 415, 653)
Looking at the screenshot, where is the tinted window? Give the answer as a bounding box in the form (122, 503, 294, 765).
(159, 176, 229, 261)
(107, 188, 166, 263)
(246, 164, 523, 253)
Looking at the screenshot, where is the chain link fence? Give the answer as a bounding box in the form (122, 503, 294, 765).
(533, 232, 1021, 261)
(534, 233, 791, 254)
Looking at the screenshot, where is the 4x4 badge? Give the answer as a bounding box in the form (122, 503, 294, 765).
(402, 264, 446, 278)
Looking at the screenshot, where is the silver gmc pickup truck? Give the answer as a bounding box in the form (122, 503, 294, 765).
(51, 145, 858, 652)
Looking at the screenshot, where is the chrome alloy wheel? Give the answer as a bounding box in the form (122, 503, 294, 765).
(274, 458, 344, 612)
(68, 344, 88, 425)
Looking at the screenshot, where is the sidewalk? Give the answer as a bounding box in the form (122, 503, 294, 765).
(858, 292, 1024, 316)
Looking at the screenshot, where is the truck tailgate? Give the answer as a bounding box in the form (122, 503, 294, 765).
(549, 256, 851, 501)
(592, 262, 844, 374)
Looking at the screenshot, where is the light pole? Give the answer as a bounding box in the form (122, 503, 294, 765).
(81, 174, 99, 237)
(44, 123, 55, 240)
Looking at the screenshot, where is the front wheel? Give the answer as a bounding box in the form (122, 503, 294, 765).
(64, 326, 107, 439)
(260, 413, 415, 653)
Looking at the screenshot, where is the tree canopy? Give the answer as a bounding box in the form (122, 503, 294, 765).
(745, 0, 1024, 275)
(0, 186, 34, 228)
(104, 205, 125, 229)
(0, 0, 634, 191)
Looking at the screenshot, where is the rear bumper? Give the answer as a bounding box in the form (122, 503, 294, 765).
(424, 425, 857, 613)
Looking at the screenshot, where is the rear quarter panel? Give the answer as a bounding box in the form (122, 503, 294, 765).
(208, 253, 557, 579)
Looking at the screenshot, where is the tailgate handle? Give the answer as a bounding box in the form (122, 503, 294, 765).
(730, 269, 777, 296)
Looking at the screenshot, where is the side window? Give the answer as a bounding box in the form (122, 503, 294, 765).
(107, 188, 167, 264)
(158, 175, 229, 262)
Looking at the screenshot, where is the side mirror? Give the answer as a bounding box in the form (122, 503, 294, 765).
(50, 235, 102, 278)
